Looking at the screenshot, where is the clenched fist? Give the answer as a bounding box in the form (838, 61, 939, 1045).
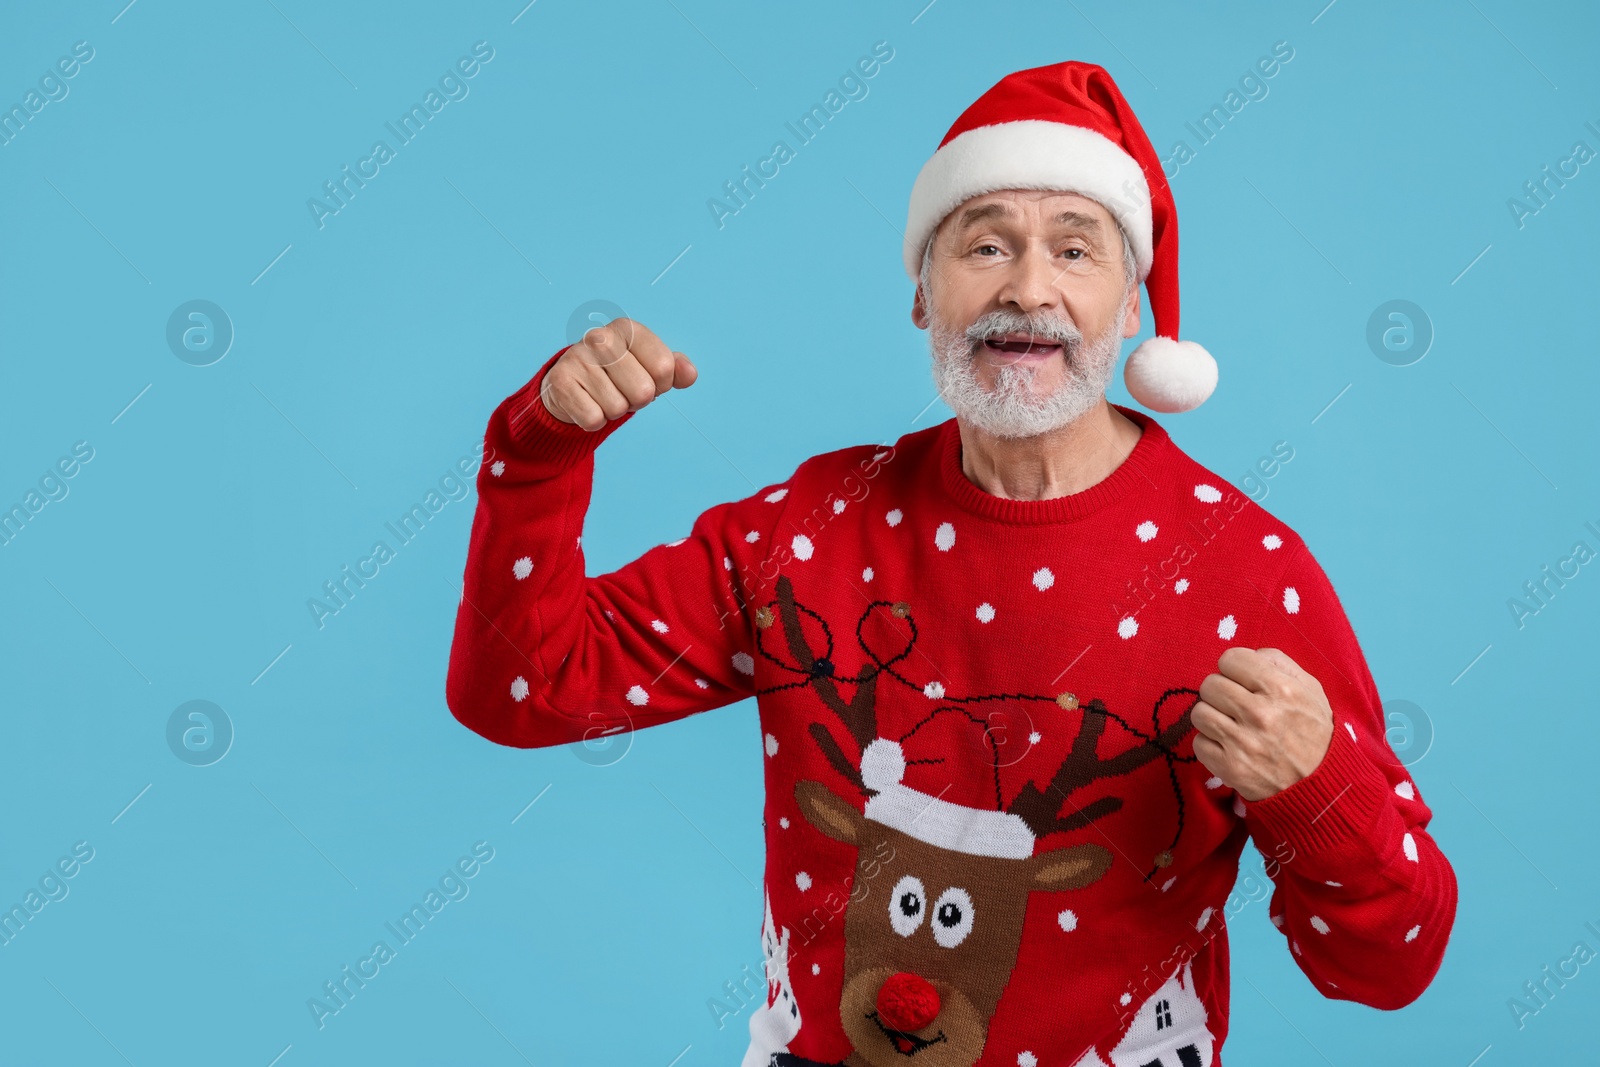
(1191, 646, 1335, 802)
(540, 318, 698, 431)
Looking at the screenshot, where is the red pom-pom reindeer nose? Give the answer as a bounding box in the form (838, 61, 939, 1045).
(876, 971, 941, 1031)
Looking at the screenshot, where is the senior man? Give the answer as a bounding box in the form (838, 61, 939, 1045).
(446, 61, 1456, 1067)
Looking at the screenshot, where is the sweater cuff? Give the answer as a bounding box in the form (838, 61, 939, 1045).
(1243, 715, 1394, 871)
(502, 344, 632, 470)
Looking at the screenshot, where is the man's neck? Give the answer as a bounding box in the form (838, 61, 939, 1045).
(956, 399, 1143, 502)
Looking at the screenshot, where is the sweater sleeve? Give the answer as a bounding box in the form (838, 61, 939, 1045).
(445, 345, 799, 749)
(1238, 537, 1458, 1009)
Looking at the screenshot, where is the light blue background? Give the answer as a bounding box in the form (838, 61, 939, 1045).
(2, 0, 1596, 1063)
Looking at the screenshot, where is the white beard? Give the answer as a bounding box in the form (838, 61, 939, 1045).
(929, 305, 1125, 439)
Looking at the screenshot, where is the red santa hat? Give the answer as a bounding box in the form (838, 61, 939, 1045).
(904, 61, 1218, 414)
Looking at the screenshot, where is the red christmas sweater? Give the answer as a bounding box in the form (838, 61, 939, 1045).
(446, 347, 1457, 1067)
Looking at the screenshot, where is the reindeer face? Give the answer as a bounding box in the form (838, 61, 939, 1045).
(796, 779, 1112, 1067)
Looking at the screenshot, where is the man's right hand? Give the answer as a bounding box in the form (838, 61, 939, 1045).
(540, 318, 698, 431)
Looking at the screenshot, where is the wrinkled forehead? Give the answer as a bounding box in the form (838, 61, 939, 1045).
(934, 188, 1121, 244)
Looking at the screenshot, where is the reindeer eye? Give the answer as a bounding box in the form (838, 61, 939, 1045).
(889, 875, 926, 936)
(931, 887, 975, 948)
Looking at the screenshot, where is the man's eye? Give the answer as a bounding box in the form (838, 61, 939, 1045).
(1062, 248, 1085, 260)
(975, 245, 1000, 256)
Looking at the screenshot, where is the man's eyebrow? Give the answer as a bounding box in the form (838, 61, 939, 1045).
(954, 202, 1013, 231)
(1052, 211, 1104, 233)
(952, 203, 1105, 235)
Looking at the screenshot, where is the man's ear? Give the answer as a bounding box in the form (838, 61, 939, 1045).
(1120, 283, 1142, 339)
(911, 284, 929, 330)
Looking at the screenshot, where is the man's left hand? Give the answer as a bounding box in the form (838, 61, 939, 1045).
(1191, 647, 1335, 802)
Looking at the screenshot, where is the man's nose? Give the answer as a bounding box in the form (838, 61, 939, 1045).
(876, 970, 941, 1031)
(997, 249, 1061, 314)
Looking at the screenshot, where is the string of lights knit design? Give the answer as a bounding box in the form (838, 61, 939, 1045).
(751, 576, 1203, 885)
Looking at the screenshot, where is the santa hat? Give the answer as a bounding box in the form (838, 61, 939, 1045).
(904, 61, 1217, 414)
(860, 736, 1037, 860)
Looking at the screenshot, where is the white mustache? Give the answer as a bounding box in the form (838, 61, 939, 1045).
(964, 311, 1083, 348)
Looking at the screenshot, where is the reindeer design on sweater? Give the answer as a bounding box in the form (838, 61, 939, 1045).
(753, 576, 1203, 1067)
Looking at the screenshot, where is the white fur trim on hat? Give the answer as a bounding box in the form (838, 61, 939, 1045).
(1124, 337, 1218, 413)
(904, 119, 1153, 281)
(864, 782, 1036, 859)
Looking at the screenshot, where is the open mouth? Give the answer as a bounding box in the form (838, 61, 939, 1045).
(867, 1011, 948, 1057)
(980, 331, 1064, 359)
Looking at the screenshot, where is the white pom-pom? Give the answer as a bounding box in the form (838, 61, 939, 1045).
(860, 737, 906, 790)
(1124, 336, 1217, 413)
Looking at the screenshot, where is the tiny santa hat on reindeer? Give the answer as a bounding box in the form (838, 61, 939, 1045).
(860, 736, 1037, 859)
(904, 60, 1218, 414)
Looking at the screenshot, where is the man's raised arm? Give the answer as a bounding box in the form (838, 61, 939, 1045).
(446, 319, 798, 748)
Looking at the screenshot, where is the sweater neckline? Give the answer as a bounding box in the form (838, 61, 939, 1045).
(936, 404, 1171, 525)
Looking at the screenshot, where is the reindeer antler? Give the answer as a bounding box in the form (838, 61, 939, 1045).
(759, 575, 892, 794)
(1006, 694, 1197, 838)
(772, 576, 877, 749)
